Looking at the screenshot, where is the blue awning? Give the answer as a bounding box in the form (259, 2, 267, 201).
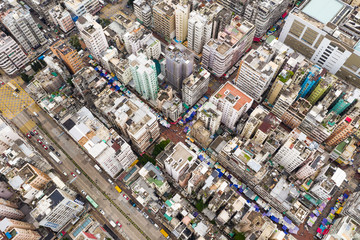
(115, 86, 120, 91)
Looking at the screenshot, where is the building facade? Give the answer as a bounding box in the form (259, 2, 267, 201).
(153, 2, 175, 39)
(50, 40, 84, 74)
(182, 66, 210, 107)
(49, 5, 75, 33)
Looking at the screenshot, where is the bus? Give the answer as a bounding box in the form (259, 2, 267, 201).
(86, 195, 99, 209)
(160, 229, 169, 239)
(115, 185, 122, 193)
(49, 152, 62, 164)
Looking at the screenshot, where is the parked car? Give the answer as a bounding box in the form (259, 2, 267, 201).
(26, 133, 31, 138)
(99, 209, 105, 215)
(75, 169, 81, 175)
(37, 139, 42, 144)
(81, 190, 87, 196)
(55, 152, 61, 157)
(33, 130, 38, 135)
(43, 145, 48, 150)
(71, 172, 76, 177)
(30, 131, 35, 136)
(49, 146, 55, 151)
(63, 172, 68, 176)
(116, 221, 122, 228)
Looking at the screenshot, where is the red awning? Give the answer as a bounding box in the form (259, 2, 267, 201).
(282, 12, 288, 18)
(253, 37, 262, 42)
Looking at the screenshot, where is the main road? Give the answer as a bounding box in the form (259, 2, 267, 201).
(9, 104, 166, 240)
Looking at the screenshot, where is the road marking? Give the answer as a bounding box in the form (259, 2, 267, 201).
(19, 119, 36, 133)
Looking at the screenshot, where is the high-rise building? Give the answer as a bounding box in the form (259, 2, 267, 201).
(297, 65, 323, 100)
(0, 218, 40, 240)
(310, 164, 346, 200)
(240, 105, 269, 139)
(295, 151, 325, 180)
(182, 66, 210, 107)
(323, 216, 360, 240)
(165, 45, 193, 90)
(271, 84, 301, 118)
(307, 73, 338, 105)
(342, 191, 360, 223)
(49, 5, 75, 33)
(197, 102, 222, 135)
(133, 0, 152, 27)
(31, 189, 84, 232)
(329, 88, 359, 115)
(76, 14, 109, 60)
(187, 11, 212, 54)
(0, 32, 29, 75)
(325, 116, 355, 147)
(244, 0, 290, 39)
(164, 142, 197, 182)
(50, 40, 84, 74)
(0, 198, 24, 220)
(278, 0, 360, 86)
(280, 98, 312, 129)
(235, 45, 278, 101)
(17, 163, 51, 191)
(64, 0, 101, 17)
(210, 82, 253, 130)
(216, 0, 245, 16)
(252, 113, 281, 145)
(153, 2, 175, 40)
(174, 1, 189, 42)
(272, 129, 317, 173)
(202, 16, 255, 77)
(129, 53, 159, 100)
(123, 24, 161, 59)
(2, 7, 46, 53)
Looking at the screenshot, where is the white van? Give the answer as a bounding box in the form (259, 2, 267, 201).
(109, 220, 116, 228)
(94, 164, 102, 173)
(107, 179, 114, 185)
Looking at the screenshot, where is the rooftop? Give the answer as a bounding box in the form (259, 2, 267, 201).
(302, 0, 345, 24)
(212, 82, 253, 111)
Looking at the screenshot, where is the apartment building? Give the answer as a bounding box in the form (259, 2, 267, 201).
(65, 0, 101, 16)
(182, 66, 210, 107)
(281, 98, 312, 129)
(50, 40, 84, 74)
(210, 82, 253, 130)
(95, 93, 160, 152)
(157, 88, 183, 122)
(0, 198, 24, 220)
(0, 32, 29, 75)
(240, 105, 269, 139)
(123, 24, 161, 59)
(295, 151, 325, 180)
(279, 0, 360, 87)
(31, 189, 84, 232)
(272, 129, 317, 173)
(2, 7, 46, 53)
(325, 116, 355, 147)
(324, 216, 360, 240)
(174, 1, 190, 42)
(133, 0, 152, 27)
(164, 142, 197, 182)
(271, 84, 301, 118)
(129, 53, 159, 100)
(307, 73, 338, 105)
(310, 164, 346, 200)
(197, 102, 222, 135)
(342, 191, 360, 223)
(109, 58, 132, 85)
(235, 44, 278, 101)
(252, 113, 281, 145)
(202, 16, 255, 77)
(165, 45, 193, 90)
(153, 2, 175, 39)
(187, 11, 212, 54)
(244, 0, 290, 39)
(49, 5, 75, 33)
(0, 218, 40, 240)
(76, 14, 109, 60)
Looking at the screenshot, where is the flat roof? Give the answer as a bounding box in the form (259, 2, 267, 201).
(213, 82, 253, 111)
(302, 0, 344, 24)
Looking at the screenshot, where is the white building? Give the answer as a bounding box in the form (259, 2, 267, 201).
(240, 105, 269, 139)
(49, 5, 75, 33)
(100, 46, 118, 71)
(323, 216, 360, 240)
(133, 0, 152, 27)
(182, 66, 210, 107)
(76, 13, 109, 60)
(0, 199, 24, 220)
(123, 24, 161, 59)
(278, 0, 360, 84)
(197, 102, 222, 135)
(31, 189, 84, 232)
(244, 0, 290, 38)
(109, 58, 132, 85)
(0, 118, 20, 153)
(174, 1, 190, 43)
(202, 16, 255, 77)
(2, 7, 46, 53)
(210, 82, 253, 130)
(235, 45, 278, 101)
(64, 0, 101, 17)
(129, 53, 159, 100)
(0, 32, 29, 75)
(310, 165, 346, 200)
(273, 129, 318, 173)
(164, 142, 197, 182)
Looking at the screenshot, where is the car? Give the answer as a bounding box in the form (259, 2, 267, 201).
(122, 194, 129, 200)
(75, 169, 81, 175)
(154, 223, 159, 229)
(71, 172, 76, 177)
(149, 219, 155, 225)
(49, 146, 55, 151)
(116, 221, 122, 228)
(81, 190, 87, 196)
(55, 152, 61, 157)
(30, 131, 35, 136)
(99, 209, 105, 215)
(26, 133, 31, 138)
(129, 200, 136, 207)
(143, 212, 149, 219)
(33, 130, 38, 135)
(37, 139, 42, 144)
(39, 136, 43, 140)
(0, 81, 4, 85)
(136, 207, 141, 212)
(43, 145, 48, 150)
(107, 179, 114, 185)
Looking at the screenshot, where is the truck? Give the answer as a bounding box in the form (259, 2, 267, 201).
(115, 185, 122, 193)
(160, 229, 169, 239)
(94, 164, 102, 173)
(109, 220, 116, 228)
(49, 152, 62, 164)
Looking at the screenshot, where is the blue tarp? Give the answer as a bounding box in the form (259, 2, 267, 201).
(282, 225, 288, 231)
(38, 55, 44, 60)
(198, 155, 204, 160)
(343, 193, 349, 199)
(233, 184, 238, 189)
(115, 86, 120, 91)
(218, 172, 224, 178)
(271, 216, 279, 223)
(95, 67, 99, 71)
(283, 216, 292, 224)
(229, 183, 233, 187)
(100, 73, 104, 77)
(108, 79, 114, 84)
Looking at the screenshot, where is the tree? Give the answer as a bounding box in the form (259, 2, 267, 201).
(20, 73, 31, 83)
(152, 139, 170, 157)
(39, 59, 47, 67)
(69, 35, 82, 51)
(195, 199, 207, 212)
(127, 0, 134, 7)
(233, 231, 246, 240)
(138, 154, 156, 166)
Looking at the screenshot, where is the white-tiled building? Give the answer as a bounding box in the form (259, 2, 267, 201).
(49, 5, 75, 33)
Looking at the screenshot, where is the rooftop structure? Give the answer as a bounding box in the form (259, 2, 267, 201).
(182, 66, 210, 107)
(49, 5, 75, 33)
